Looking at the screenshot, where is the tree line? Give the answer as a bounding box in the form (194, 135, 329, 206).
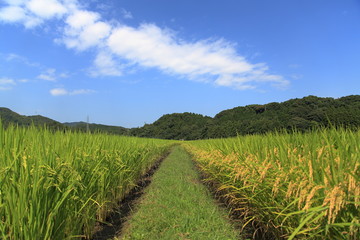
(1, 95, 359, 140)
(130, 95, 360, 140)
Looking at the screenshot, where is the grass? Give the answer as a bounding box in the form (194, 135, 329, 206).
(184, 128, 360, 239)
(119, 145, 239, 240)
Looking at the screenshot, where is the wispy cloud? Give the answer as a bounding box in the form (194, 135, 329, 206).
(0, 76, 35, 90)
(3, 53, 70, 82)
(18, 78, 30, 83)
(2, 53, 70, 83)
(0, 0, 289, 90)
(95, 3, 111, 12)
(290, 74, 303, 80)
(120, 8, 133, 19)
(50, 87, 67, 96)
(37, 68, 68, 81)
(0, 77, 16, 90)
(37, 68, 57, 81)
(89, 50, 123, 77)
(4, 53, 41, 68)
(50, 87, 95, 96)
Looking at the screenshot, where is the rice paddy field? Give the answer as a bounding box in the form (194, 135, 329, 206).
(0, 120, 359, 239)
(0, 122, 173, 239)
(184, 128, 360, 239)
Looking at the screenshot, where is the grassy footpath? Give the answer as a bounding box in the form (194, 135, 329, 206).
(118, 146, 239, 240)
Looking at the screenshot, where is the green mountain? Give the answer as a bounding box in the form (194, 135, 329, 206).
(0, 107, 65, 130)
(130, 112, 212, 140)
(1, 95, 360, 139)
(63, 122, 129, 135)
(130, 95, 360, 139)
(208, 95, 360, 137)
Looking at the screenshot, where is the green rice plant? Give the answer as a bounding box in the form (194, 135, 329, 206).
(0, 121, 173, 239)
(184, 128, 360, 239)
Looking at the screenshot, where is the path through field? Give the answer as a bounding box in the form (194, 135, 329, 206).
(113, 146, 239, 240)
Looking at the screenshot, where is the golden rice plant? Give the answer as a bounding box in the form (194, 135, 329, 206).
(185, 128, 360, 239)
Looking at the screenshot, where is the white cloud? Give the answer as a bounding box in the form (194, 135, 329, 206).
(2, 53, 68, 82)
(70, 89, 95, 95)
(0, 5, 42, 28)
(0, 77, 16, 90)
(0, 6, 26, 22)
(5, 53, 23, 61)
(37, 68, 68, 81)
(59, 73, 69, 78)
(4, 53, 41, 67)
(0, 78, 16, 85)
(38, 74, 55, 81)
(26, 0, 67, 19)
(18, 79, 30, 83)
(65, 10, 99, 29)
(0, 0, 71, 28)
(37, 68, 69, 82)
(0, 0, 289, 90)
(78, 21, 111, 48)
(37, 68, 57, 81)
(62, 10, 111, 50)
(50, 87, 95, 96)
(107, 24, 289, 89)
(90, 50, 123, 77)
(96, 3, 111, 12)
(50, 87, 67, 96)
(121, 8, 133, 19)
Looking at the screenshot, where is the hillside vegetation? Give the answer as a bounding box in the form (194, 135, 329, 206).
(0, 108, 65, 130)
(131, 112, 212, 140)
(63, 121, 129, 135)
(131, 95, 360, 139)
(1, 95, 359, 139)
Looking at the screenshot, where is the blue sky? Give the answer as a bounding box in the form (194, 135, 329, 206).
(0, 0, 359, 127)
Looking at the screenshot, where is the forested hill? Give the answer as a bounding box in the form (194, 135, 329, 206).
(63, 122, 129, 135)
(130, 95, 360, 139)
(0, 107, 65, 130)
(130, 113, 213, 140)
(1, 95, 360, 139)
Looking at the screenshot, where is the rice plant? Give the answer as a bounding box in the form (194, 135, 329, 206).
(0, 121, 172, 239)
(185, 128, 360, 239)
